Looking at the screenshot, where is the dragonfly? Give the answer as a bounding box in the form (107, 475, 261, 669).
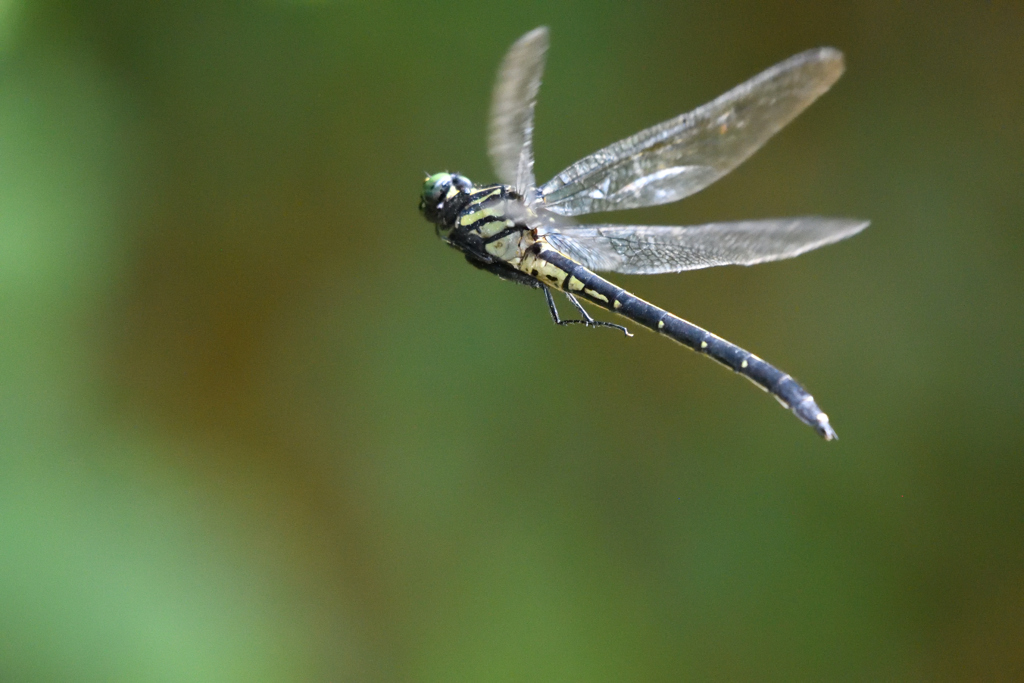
(419, 27, 867, 440)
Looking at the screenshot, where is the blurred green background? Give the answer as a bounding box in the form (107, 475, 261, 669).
(1, 1, 1022, 681)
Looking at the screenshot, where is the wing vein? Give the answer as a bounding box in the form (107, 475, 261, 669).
(544, 218, 869, 274)
(538, 48, 846, 216)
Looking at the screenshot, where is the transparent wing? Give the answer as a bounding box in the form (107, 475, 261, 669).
(543, 218, 869, 274)
(538, 48, 846, 216)
(488, 26, 549, 195)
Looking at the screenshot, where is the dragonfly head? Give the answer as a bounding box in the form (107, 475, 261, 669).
(419, 172, 474, 232)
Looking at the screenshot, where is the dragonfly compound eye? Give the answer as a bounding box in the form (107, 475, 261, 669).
(421, 172, 453, 208)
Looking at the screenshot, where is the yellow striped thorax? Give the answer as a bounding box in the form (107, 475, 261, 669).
(420, 172, 537, 269)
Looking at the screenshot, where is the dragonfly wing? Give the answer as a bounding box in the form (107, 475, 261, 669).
(544, 218, 868, 274)
(488, 26, 549, 195)
(538, 48, 845, 216)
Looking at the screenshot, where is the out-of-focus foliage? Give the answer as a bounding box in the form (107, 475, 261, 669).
(1, 1, 1022, 681)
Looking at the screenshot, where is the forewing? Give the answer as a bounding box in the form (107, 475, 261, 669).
(488, 26, 549, 195)
(544, 218, 868, 274)
(538, 48, 845, 216)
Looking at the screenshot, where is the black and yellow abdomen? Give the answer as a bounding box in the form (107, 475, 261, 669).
(528, 245, 837, 440)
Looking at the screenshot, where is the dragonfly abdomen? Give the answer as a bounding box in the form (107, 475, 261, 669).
(534, 245, 838, 440)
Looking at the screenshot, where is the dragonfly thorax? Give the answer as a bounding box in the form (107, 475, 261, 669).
(420, 173, 533, 266)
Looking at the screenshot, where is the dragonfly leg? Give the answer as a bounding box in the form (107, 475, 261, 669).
(543, 288, 632, 337)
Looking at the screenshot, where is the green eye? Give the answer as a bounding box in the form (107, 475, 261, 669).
(422, 173, 453, 205)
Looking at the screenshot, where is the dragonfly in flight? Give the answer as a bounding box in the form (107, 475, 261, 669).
(419, 27, 867, 440)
